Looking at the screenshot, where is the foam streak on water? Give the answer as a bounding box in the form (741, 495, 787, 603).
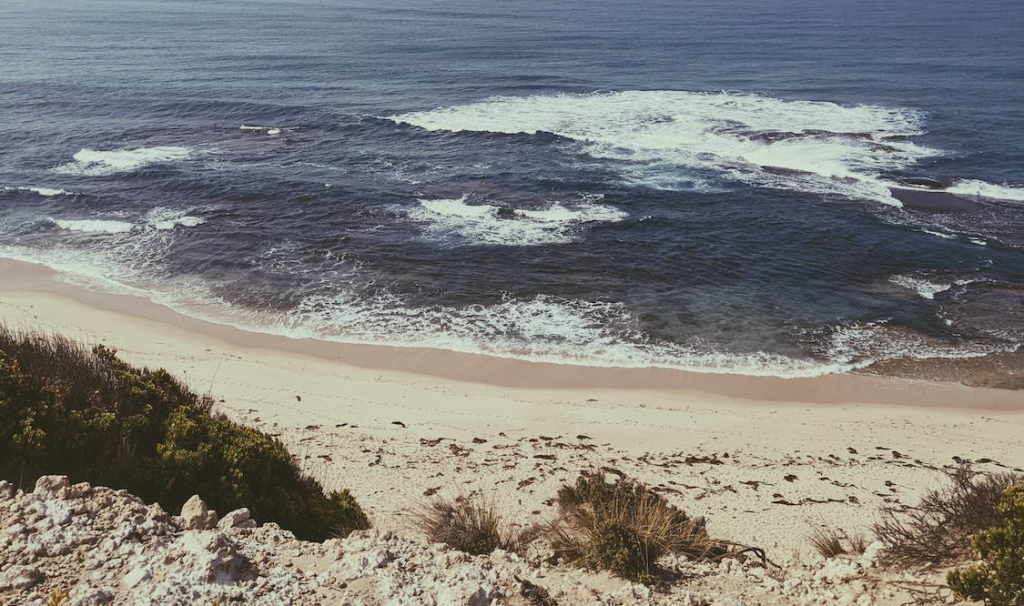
(1, 186, 75, 197)
(53, 147, 193, 176)
(390, 91, 938, 206)
(408, 194, 627, 246)
(947, 180, 1024, 202)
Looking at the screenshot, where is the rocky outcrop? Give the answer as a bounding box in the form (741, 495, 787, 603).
(0, 476, 959, 606)
(0, 477, 514, 606)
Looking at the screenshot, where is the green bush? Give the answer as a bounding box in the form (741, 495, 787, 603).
(0, 328, 368, 541)
(947, 485, 1024, 606)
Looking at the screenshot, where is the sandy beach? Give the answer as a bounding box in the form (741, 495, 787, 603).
(1, 257, 1021, 565)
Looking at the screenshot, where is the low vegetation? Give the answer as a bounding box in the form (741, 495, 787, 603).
(807, 524, 846, 558)
(0, 328, 369, 541)
(412, 493, 538, 555)
(807, 523, 868, 558)
(873, 464, 1022, 568)
(947, 485, 1024, 606)
(547, 470, 746, 584)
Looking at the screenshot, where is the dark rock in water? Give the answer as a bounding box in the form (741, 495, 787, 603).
(495, 206, 518, 219)
(889, 188, 979, 213)
(747, 130, 802, 143)
(761, 165, 814, 177)
(898, 176, 948, 190)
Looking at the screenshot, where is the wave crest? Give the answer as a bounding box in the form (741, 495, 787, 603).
(54, 146, 193, 176)
(389, 90, 938, 206)
(409, 194, 626, 246)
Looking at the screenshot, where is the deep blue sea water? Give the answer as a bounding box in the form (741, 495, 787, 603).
(2, 0, 1022, 382)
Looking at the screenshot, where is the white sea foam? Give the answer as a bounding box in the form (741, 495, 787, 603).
(389, 90, 939, 206)
(47, 207, 204, 235)
(3, 238, 1014, 379)
(921, 229, 956, 240)
(408, 194, 627, 246)
(945, 179, 1024, 202)
(50, 218, 134, 234)
(145, 207, 206, 230)
(240, 124, 284, 135)
(263, 291, 845, 377)
(890, 274, 952, 300)
(1, 186, 75, 197)
(824, 321, 1002, 364)
(54, 146, 193, 176)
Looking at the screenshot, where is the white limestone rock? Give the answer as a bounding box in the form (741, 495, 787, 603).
(180, 494, 218, 530)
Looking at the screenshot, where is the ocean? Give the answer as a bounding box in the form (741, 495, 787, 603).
(2, 0, 1022, 385)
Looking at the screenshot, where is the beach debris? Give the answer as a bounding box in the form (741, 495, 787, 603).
(448, 443, 471, 456)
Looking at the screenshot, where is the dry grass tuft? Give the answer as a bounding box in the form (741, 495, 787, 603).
(412, 493, 537, 555)
(806, 524, 870, 558)
(808, 524, 847, 558)
(873, 464, 1023, 568)
(848, 531, 870, 555)
(547, 470, 756, 584)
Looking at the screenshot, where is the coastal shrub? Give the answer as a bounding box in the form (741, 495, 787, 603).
(547, 470, 728, 584)
(0, 328, 369, 540)
(412, 493, 538, 555)
(946, 485, 1024, 606)
(873, 465, 1023, 567)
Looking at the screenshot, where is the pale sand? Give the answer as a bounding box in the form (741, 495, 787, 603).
(1, 258, 1022, 560)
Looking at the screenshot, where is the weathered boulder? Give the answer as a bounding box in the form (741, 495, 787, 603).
(218, 507, 257, 530)
(33, 475, 69, 495)
(0, 565, 42, 591)
(180, 494, 218, 530)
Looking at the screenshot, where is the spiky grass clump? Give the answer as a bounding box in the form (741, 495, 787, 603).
(873, 465, 1023, 568)
(807, 524, 869, 558)
(808, 524, 847, 558)
(548, 470, 727, 584)
(413, 493, 537, 555)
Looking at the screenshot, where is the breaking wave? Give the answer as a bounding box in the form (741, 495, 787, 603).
(50, 219, 134, 234)
(889, 274, 952, 300)
(389, 90, 939, 206)
(946, 179, 1024, 202)
(47, 208, 204, 234)
(145, 207, 206, 230)
(1, 186, 75, 197)
(408, 194, 627, 246)
(53, 146, 193, 176)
